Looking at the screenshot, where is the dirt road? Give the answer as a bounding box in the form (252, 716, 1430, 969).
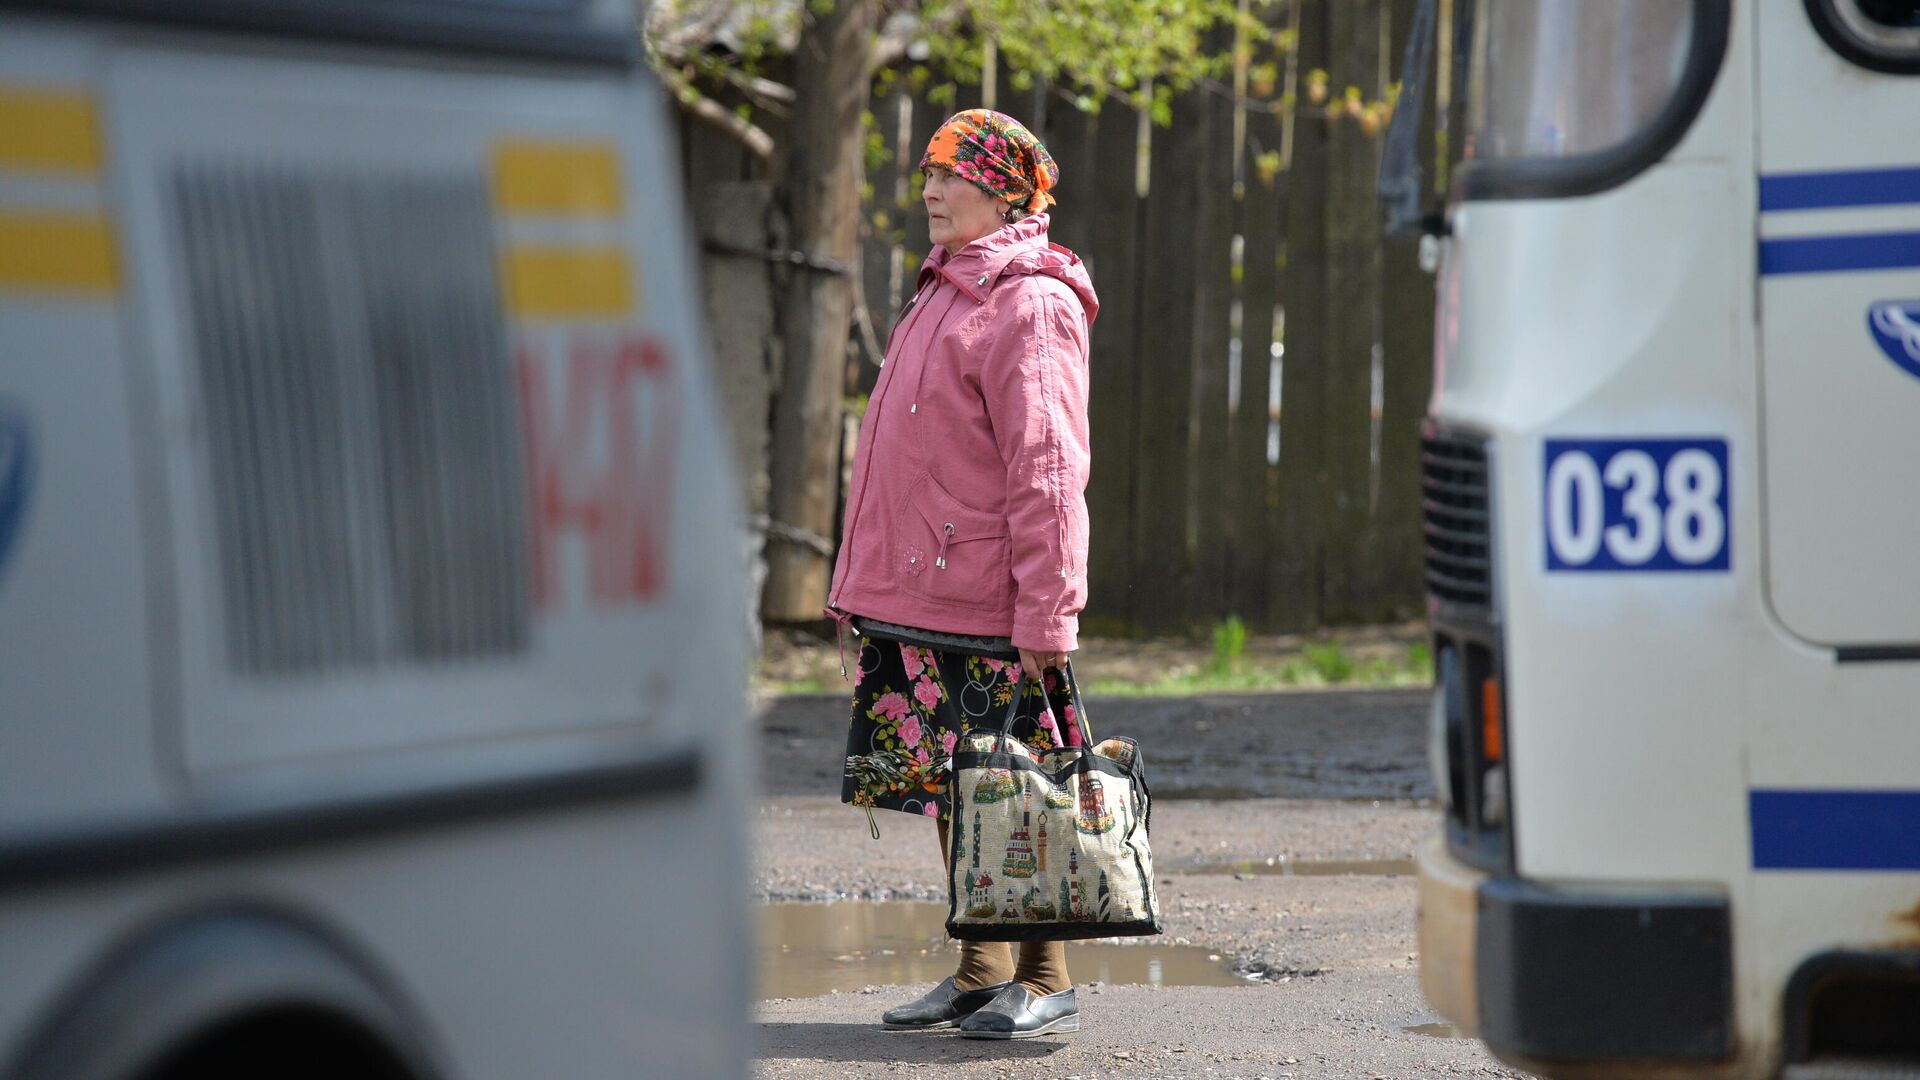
(754, 689, 1531, 1079)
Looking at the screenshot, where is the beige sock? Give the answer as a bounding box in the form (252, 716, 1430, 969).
(937, 818, 1070, 994)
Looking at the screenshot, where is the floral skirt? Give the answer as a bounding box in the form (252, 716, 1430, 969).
(842, 635, 1079, 822)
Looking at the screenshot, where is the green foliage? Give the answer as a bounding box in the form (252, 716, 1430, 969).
(1253, 149, 1283, 187)
(909, 0, 1250, 118)
(1406, 640, 1432, 672)
(1276, 645, 1342, 686)
(647, 0, 1265, 142)
(861, 110, 890, 171)
(1207, 615, 1248, 676)
(650, 0, 1399, 177)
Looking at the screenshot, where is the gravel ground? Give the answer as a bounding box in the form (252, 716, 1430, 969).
(754, 797, 1431, 905)
(753, 689, 1532, 1079)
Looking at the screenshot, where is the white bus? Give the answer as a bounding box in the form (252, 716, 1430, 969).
(0, 2, 751, 1076)
(1387, 0, 1920, 1076)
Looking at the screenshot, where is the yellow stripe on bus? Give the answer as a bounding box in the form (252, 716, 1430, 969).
(0, 86, 103, 174)
(0, 212, 117, 294)
(492, 140, 623, 216)
(500, 246, 635, 318)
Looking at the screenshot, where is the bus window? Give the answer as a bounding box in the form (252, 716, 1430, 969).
(1452, 0, 1732, 201)
(1809, 0, 1920, 72)
(1467, 0, 1694, 161)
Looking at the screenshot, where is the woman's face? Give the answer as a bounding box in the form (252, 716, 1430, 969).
(924, 166, 1006, 255)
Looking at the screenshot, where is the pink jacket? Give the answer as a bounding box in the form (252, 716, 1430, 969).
(827, 214, 1098, 652)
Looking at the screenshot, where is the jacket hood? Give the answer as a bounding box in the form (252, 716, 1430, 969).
(921, 214, 1100, 326)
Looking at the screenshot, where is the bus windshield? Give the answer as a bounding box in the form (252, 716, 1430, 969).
(1465, 0, 1696, 163)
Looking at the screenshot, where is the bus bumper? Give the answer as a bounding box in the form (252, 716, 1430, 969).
(1416, 832, 1485, 1035)
(1416, 831, 1734, 1065)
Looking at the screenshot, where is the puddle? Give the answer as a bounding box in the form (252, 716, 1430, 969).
(1185, 857, 1416, 877)
(759, 901, 1247, 999)
(1404, 1022, 1472, 1039)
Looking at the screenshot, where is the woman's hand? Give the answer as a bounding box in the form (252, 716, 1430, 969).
(1018, 648, 1072, 680)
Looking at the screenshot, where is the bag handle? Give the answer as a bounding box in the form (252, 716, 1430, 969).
(993, 660, 1092, 750)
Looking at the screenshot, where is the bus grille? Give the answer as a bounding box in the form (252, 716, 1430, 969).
(172, 164, 530, 675)
(1421, 427, 1492, 608)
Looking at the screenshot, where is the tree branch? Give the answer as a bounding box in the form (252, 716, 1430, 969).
(659, 66, 776, 161)
(731, 68, 796, 104)
(722, 66, 796, 116)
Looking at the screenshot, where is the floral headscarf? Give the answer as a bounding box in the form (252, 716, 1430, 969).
(919, 109, 1059, 213)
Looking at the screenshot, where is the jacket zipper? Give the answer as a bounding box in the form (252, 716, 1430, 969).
(829, 278, 942, 613)
(880, 283, 928, 360)
(909, 266, 986, 414)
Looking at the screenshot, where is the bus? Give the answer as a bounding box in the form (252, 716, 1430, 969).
(0, 1, 751, 1076)
(1386, 0, 1920, 1076)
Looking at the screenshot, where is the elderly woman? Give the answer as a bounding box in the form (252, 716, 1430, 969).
(828, 109, 1098, 1039)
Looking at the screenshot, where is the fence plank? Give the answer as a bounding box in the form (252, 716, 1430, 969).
(899, 91, 941, 282)
(1077, 105, 1143, 637)
(1040, 92, 1096, 252)
(1187, 83, 1238, 627)
(856, 91, 907, 397)
(1232, 103, 1285, 630)
(1271, 0, 1331, 632)
(1318, 0, 1385, 622)
(1129, 96, 1207, 634)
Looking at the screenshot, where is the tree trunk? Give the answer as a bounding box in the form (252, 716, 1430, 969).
(762, 0, 874, 622)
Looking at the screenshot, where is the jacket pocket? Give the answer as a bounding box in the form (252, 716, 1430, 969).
(899, 476, 1011, 606)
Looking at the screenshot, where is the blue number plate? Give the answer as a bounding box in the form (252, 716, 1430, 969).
(1542, 438, 1730, 572)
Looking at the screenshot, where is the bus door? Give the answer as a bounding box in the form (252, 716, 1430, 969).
(1756, 1, 1920, 649)
(1749, 0, 1920, 1042)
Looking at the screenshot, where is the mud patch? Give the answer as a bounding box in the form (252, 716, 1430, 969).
(1405, 1022, 1472, 1039)
(759, 901, 1247, 998)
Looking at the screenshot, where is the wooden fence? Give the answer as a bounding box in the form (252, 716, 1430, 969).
(679, 0, 1448, 636)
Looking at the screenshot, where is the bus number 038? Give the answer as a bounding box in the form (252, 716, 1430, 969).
(1542, 438, 1731, 572)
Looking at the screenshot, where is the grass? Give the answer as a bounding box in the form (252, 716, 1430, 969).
(751, 620, 1435, 698)
(1083, 627, 1434, 698)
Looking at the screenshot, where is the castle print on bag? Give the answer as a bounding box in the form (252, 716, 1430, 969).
(945, 665, 1159, 942)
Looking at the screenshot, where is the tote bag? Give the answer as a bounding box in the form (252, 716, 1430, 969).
(944, 664, 1161, 941)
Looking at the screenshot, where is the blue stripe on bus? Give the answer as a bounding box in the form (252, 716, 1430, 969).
(1758, 231, 1920, 276)
(1760, 167, 1920, 212)
(1750, 789, 1920, 870)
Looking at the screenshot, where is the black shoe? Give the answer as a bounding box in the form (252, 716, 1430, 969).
(880, 976, 1014, 1030)
(956, 984, 1079, 1039)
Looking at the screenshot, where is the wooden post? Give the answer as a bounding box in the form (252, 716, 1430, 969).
(695, 181, 781, 640)
(763, 0, 874, 622)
